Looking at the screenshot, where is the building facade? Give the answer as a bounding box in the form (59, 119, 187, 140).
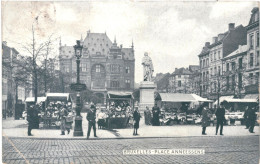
(168, 65, 199, 94)
(198, 23, 247, 99)
(245, 7, 259, 95)
(59, 32, 135, 104)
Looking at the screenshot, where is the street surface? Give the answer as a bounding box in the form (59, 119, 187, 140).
(2, 136, 259, 164)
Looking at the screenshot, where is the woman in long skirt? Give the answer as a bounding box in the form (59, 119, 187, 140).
(201, 107, 210, 135)
(133, 107, 141, 135)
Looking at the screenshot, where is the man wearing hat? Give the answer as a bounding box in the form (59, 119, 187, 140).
(87, 105, 98, 139)
(215, 101, 226, 135)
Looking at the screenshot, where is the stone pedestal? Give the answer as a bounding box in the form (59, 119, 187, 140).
(73, 116, 83, 136)
(139, 81, 156, 113)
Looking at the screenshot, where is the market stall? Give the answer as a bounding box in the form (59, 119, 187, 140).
(155, 93, 213, 125)
(43, 93, 73, 129)
(105, 91, 134, 129)
(24, 97, 47, 120)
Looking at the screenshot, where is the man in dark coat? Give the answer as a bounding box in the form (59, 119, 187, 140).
(133, 107, 141, 135)
(152, 104, 160, 126)
(215, 101, 226, 135)
(243, 106, 250, 129)
(27, 105, 39, 136)
(87, 105, 97, 139)
(248, 106, 257, 133)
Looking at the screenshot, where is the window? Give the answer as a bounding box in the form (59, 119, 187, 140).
(239, 58, 243, 69)
(81, 63, 87, 72)
(249, 73, 254, 84)
(206, 59, 209, 66)
(226, 76, 230, 90)
(226, 63, 229, 72)
(178, 81, 181, 87)
(210, 68, 213, 77)
(231, 75, 235, 90)
(218, 51, 220, 59)
(256, 72, 259, 84)
(200, 60, 202, 68)
(250, 35, 254, 49)
(111, 64, 120, 73)
(96, 65, 101, 72)
(218, 66, 221, 75)
(210, 54, 212, 61)
(65, 67, 70, 73)
(231, 62, 236, 71)
(203, 60, 205, 68)
(238, 73, 242, 88)
(92, 48, 94, 51)
(250, 53, 254, 67)
(111, 81, 120, 88)
(125, 79, 130, 88)
(214, 67, 217, 75)
(125, 66, 130, 74)
(178, 75, 181, 78)
(214, 52, 216, 60)
(206, 71, 209, 80)
(257, 33, 259, 47)
(257, 51, 259, 66)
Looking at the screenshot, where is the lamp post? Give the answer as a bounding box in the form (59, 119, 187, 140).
(70, 40, 86, 136)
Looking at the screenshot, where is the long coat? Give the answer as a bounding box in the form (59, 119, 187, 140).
(133, 111, 141, 129)
(201, 109, 210, 127)
(27, 107, 39, 129)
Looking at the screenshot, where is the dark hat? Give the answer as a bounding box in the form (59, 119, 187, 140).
(91, 105, 95, 109)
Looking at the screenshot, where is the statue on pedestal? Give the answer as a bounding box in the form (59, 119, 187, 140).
(142, 52, 154, 81)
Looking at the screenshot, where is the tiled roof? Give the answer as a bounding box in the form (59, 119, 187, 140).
(60, 46, 74, 59)
(223, 45, 247, 59)
(172, 68, 192, 75)
(83, 33, 112, 57)
(122, 48, 134, 60)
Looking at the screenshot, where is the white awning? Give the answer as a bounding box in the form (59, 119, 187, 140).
(214, 96, 234, 105)
(225, 99, 257, 103)
(46, 93, 71, 101)
(156, 93, 212, 102)
(25, 97, 46, 103)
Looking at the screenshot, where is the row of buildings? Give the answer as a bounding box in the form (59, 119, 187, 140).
(154, 7, 259, 103)
(2, 41, 32, 118)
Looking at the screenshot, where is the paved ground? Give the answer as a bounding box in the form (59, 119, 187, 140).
(2, 135, 259, 164)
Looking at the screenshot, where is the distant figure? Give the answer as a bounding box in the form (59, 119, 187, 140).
(87, 105, 98, 139)
(133, 107, 141, 135)
(248, 106, 257, 133)
(144, 106, 151, 125)
(243, 106, 250, 129)
(27, 105, 39, 136)
(215, 101, 226, 135)
(60, 106, 68, 135)
(152, 104, 160, 126)
(201, 107, 210, 135)
(97, 109, 107, 129)
(142, 52, 154, 81)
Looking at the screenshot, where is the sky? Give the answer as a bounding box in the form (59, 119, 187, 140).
(1, 1, 258, 83)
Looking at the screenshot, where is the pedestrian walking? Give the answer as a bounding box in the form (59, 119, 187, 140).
(65, 107, 73, 134)
(133, 107, 141, 135)
(97, 109, 107, 129)
(243, 106, 250, 129)
(215, 101, 226, 135)
(27, 105, 39, 136)
(248, 105, 257, 133)
(144, 106, 151, 125)
(152, 104, 160, 126)
(59, 105, 67, 135)
(87, 105, 98, 139)
(201, 107, 210, 135)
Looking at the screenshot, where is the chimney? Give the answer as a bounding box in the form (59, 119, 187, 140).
(2, 41, 7, 46)
(228, 23, 235, 31)
(205, 42, 210, 47)
(218, 33, 225, 41)
(212, 37, 218, 43)
(120, 44, 123, 49)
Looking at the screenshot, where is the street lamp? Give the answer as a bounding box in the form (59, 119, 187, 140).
(70, 40, 86, 136)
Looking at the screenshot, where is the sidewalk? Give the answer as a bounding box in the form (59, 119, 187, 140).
(2, 115, 259, 139)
